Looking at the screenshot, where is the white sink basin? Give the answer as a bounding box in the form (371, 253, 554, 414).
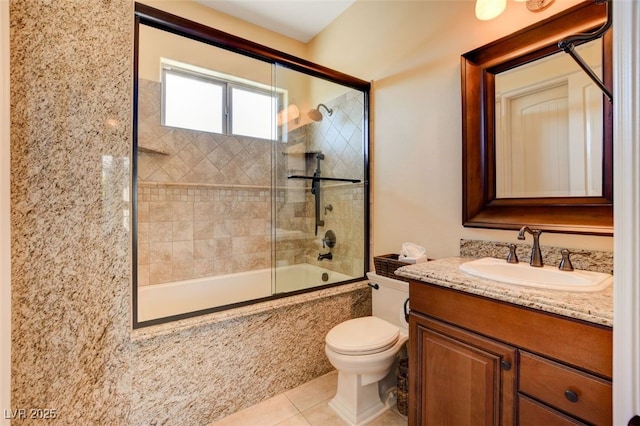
(459, 257, 613, 292)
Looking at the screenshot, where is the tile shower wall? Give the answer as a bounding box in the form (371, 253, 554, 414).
(138, 78, 366, 281)
(137, 183, 271, 285)
(137, 80, 272, 187)
(10, 2, 371, 425)
(274, 91, 366, 276)
(137, 79, 273, 284)
(272, 183, 365, 277)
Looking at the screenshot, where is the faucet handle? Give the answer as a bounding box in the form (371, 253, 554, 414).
(558, 249, 591, 271)
(497, 243, 519, 264)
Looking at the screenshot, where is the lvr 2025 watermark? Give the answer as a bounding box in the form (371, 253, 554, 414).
(3, 408, 57, 420)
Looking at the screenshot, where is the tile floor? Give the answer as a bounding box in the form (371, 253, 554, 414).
(209, 370, 408, 426)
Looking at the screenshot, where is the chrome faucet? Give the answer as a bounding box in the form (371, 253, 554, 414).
(317, 252, 333, 261)
(517, 226, 544, 267)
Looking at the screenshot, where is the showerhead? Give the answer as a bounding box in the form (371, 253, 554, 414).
(308, 103, 333, 122)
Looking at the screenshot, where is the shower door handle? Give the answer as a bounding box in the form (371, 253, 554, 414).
(311, 176, 323, 235)
(287, 175, 361, 183)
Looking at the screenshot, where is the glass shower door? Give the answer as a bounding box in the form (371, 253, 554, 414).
(272, 64, 368, 294)
(133, 4, 369, 326)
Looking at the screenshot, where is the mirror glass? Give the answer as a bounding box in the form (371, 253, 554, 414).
(133, 5, 370, 327)
(495, 39, 603, 198)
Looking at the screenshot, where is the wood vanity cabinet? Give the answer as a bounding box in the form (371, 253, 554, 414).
(408, 280, 612, 426)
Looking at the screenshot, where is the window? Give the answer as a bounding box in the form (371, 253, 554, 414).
(161, 61, 282, 140)
(163, 70, 225, 133)
(231, 86, 275, 139)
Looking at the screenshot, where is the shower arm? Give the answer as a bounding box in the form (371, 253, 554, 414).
(558, 0, 612, 102)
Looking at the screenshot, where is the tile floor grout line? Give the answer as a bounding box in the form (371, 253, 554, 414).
(209, 369, 406, 425)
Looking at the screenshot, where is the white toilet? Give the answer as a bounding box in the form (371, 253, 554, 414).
(325, 272, 409, 425)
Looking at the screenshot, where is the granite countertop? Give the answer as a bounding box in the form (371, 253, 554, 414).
(395, 257, 613, 327)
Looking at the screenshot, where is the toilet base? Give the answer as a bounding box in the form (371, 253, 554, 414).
(328, 371, 394, 425)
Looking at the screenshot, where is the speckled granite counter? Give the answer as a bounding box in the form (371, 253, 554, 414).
(395, 257, 613, 327)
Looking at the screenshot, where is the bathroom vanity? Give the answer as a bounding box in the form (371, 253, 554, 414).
(397, 258, 612, 426)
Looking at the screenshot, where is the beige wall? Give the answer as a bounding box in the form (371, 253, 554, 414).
(309, 0, 612, 259)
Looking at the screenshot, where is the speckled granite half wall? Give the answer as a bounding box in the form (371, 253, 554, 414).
(10, 0, 133, 424)
(129, 285, 371, 425)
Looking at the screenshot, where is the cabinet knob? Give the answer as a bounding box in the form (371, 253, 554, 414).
(564, 389, 579, 403)
(500, 360, 511, 371)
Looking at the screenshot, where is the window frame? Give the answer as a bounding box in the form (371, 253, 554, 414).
(161, 60, 285, 140)
(161, 66, 227, 134)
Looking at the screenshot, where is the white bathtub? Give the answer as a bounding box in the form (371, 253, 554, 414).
(138, 264, 354, 322)
(274, 264, 354, 293)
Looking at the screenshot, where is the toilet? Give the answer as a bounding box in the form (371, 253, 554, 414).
(325, 272, 409, 425)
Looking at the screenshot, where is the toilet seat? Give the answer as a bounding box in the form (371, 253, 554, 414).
(326, 316, 399, 355)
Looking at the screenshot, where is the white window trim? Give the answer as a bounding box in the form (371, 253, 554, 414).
(160, 58, 287, 140)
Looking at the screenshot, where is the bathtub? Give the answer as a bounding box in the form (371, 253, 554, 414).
(138, 264, 354, 322)
(274, 263, 354, 293)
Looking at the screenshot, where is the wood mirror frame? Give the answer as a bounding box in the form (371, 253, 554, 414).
(461, 1, 613, 236)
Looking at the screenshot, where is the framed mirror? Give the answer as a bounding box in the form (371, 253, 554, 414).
(461, 1, 612, 235)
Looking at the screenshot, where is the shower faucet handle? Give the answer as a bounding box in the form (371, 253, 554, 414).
(322, 230, 336, 248)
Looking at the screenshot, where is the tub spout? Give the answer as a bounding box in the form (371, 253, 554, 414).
(318, 252, 333, 261)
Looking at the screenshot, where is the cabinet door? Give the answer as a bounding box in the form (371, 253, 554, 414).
(409, 313, 517, 426)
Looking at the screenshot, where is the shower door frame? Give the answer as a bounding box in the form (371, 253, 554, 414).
(132, 3, 371, 328)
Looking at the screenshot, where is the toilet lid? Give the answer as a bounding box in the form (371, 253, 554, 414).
(326, 317, 399, 355)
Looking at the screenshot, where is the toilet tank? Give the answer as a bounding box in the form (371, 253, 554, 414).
(366, 272, 409, 331)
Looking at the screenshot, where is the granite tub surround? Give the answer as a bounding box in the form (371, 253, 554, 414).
(10, 0, 133, 424)
(460, 238, 614, 275)
(396, 257, 612, 327)
(129, 282, 371, 425)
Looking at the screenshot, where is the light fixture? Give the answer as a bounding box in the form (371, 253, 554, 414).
(475, 0, 507, 21)
(475, 0, 555, 20)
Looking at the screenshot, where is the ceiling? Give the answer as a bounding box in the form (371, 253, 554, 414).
(193, 0, 356, 43)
